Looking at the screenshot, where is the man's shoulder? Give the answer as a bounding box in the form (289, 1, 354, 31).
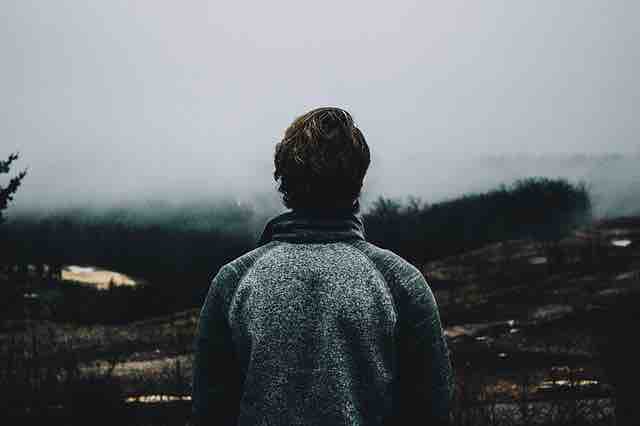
(347, 240, 425, 291)
(217, 241, 279, 282)
(204, 242, 280, 309)
(350, 241, 441, 331)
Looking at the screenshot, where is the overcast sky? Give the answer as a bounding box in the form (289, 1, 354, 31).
(2, 1, 638, 212)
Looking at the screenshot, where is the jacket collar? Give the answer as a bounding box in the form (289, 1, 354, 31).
(258, 208, 366, 246)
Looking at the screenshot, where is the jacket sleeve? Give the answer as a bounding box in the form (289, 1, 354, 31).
(396, 269, 453, 425)
(192, 264, 242, 426)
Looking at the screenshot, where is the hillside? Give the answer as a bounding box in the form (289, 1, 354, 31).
(424, 215, 640, 415)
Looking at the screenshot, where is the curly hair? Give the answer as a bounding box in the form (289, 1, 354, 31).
(274, 107, 370, 211)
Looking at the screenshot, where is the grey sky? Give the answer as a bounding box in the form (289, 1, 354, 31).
(2, 1, 638, 212)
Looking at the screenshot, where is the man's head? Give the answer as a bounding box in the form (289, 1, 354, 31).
(274, 107, 370, 212)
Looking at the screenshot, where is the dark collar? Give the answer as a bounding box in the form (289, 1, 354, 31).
(258, 208, 366, 246)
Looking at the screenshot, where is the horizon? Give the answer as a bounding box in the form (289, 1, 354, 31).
(6, 151, 640, 220)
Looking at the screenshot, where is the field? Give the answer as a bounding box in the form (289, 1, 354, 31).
(3, 216, 639, 424)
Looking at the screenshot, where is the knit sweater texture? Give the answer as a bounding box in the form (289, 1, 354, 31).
(192, 209, 453, 425)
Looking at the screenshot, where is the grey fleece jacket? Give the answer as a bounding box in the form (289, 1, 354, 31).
(192, 209, 453, 425)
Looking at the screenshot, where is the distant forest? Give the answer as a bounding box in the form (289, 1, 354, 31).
(1, 177, 591, 323)
(365, 177, 591, 264)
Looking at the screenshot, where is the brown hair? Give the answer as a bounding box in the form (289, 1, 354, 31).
(274, 107, 370, 211)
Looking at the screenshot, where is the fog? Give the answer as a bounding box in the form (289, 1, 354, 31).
(2, 1, 638, 216)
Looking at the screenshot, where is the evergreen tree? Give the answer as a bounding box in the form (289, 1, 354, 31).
(0, 152, 27, 224)
(0, 152, 27, 320)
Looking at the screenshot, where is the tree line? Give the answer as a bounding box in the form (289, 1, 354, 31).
(1, 175, 592, 323)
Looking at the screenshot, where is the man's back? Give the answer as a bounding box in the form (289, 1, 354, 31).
(192, 211, 453, 425)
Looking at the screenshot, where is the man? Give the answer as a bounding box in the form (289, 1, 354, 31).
(192, 107, 453, 425)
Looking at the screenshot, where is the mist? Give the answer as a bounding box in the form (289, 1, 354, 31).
(2, 1, 638, 217)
